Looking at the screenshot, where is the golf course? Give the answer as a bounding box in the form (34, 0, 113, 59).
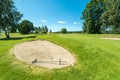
(0, 33, 120, 80)
(0, 0, 120, 80)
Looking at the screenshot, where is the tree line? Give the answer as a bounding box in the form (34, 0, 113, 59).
(34, 25, 48, 34)
(81, 0, 120, 34)
(18, 20, 49, 34)
(1, 0, 119, 38)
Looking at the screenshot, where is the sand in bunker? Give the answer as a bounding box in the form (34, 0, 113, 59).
(13, 40, 75, 69)
(101, 38, 120, 40)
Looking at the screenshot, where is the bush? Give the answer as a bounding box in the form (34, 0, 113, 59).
(35, 30, 39, 34)
(41, 30, 47, 34)
(61, 28, 67, 34)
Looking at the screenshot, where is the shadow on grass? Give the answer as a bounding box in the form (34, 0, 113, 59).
(0, 36, 36, 41)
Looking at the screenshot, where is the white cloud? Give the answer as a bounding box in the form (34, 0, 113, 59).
(41, 20, 47, 23)
(73, 22, 77, 24)
(73, 22, 79, 25)
(57, 21, 66, 24)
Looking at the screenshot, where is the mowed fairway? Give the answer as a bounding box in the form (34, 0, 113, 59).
(0, 33, 120, 80)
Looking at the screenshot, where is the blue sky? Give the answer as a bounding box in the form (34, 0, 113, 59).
(14, 0, 89, 32)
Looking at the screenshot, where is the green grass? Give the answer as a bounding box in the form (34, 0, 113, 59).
(0, 33, 120, 80)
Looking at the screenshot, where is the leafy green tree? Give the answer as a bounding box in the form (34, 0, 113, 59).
(82, 0, 120, 34)
(81, 0, 104, 34)
(18, 20, 34, 34)
(0, 28, 2, 34)
(0, 0, 22, 38)
(10, 27, 17, 33)
(10, 24, 19, 33)
(49, 30, 52, 33)
(100, 0, 120, 34)
(61, 28, 67, 34)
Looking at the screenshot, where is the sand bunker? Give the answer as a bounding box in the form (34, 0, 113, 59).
(13, 40, 75, 69)
(101, 38, 120, 40)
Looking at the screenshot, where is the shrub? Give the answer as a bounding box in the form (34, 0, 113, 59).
(61, 28, 67, 34)
(41, 30, 47, 34)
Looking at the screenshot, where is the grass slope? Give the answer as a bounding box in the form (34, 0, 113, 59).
(0, 33, 120, 80)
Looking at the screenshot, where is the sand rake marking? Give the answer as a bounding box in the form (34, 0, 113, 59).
(31, 59, 68, 65)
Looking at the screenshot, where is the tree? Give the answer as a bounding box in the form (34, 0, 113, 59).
(18, 20, 34, 34)
(34, 27, 39, 34)
(0, 28, 2, 34)
(81, 0, 105, 34)
(61, 28, 67, 34)
(0, 0, 22, 38)
(40, 25, 48, 34)
(10, 24, 18, 33)
(38, 27, 41, 32)
(44, 26, 48, 33)
(49, 30, 52, 33)
(100, 0, 120, 34)
(82, 0, 120, 34)
(34, 26, 48, 34)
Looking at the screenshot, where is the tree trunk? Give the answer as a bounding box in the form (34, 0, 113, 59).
(4, 29, 10, 38)
(6, 33, 10, 38)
